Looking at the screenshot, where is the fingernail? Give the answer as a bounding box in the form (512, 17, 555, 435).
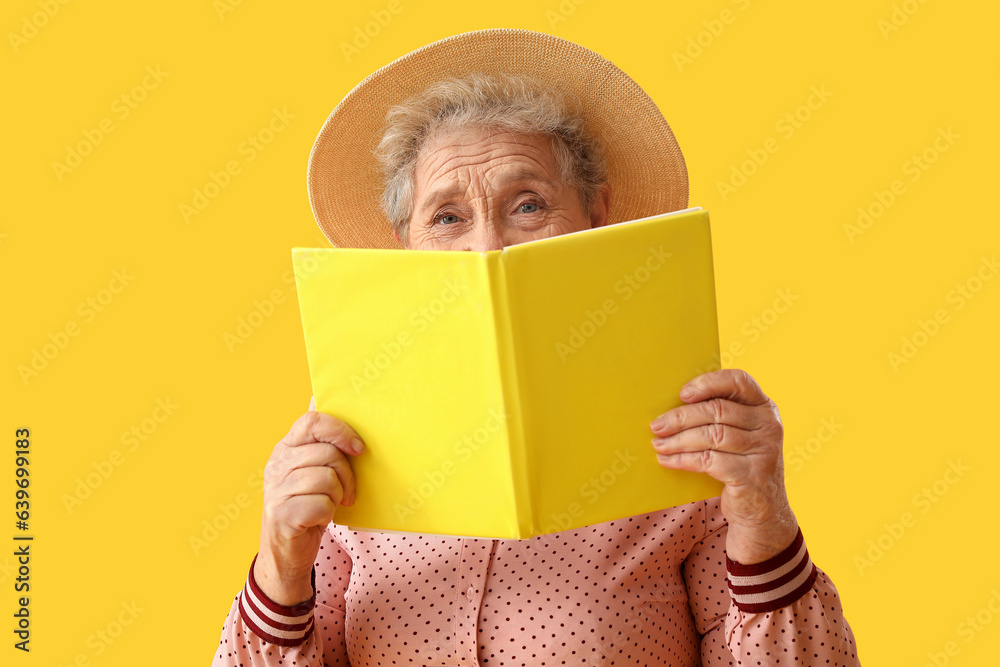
(351, 437, 365, 454)
(679, 386, 694, 400)
(650, 416, 665, 431)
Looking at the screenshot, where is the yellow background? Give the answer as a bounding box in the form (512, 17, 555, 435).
(2, 0, 996, 664)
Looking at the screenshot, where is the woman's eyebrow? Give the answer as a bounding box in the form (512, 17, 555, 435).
(415, 168, 560, 216)
(499, 166, 559, 191)
(416, 185, 467, 215)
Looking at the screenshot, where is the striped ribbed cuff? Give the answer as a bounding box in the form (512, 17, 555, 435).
(237, 553, 316, 646)
(725, 527, 818, 613)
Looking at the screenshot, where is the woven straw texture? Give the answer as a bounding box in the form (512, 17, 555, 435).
(307, 28, 688, 249)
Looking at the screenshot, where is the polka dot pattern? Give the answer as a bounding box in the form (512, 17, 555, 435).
(213, 497, 860, 665)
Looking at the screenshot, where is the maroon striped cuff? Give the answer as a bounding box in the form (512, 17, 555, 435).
(237, 553, 316, 646)
(725, 527, 818, 613)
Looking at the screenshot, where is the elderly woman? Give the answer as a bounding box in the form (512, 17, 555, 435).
(213, 30, 859, 666)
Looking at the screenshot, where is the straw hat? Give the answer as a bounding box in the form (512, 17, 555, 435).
(307, 28, 688, 249)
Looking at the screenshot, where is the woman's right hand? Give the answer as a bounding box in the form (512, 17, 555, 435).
(253, 406, 364, 606)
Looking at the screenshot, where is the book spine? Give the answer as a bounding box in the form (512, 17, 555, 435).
(702, 213, 723, 364)
(485, 252, 534, 538)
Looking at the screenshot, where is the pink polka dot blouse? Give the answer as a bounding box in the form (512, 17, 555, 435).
(212, 497, 860, 665)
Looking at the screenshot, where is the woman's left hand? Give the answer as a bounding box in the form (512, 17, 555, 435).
(649, 368, 799, 564)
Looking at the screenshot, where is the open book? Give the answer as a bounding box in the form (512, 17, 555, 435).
(292, 206, 723, 539)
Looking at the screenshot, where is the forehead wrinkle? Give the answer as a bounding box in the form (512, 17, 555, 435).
(416, 160, 557, 215)
(414, 133, 560, 215)
(419, 129, 552, 174)
(485, 163, 560, 191)
(421, 137, 548, 176)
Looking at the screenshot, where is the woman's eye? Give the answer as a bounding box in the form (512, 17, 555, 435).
(518, 202, 540, 213)
(437, 214, 460, 225)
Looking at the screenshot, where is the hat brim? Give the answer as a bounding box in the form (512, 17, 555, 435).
(307, 28, 688, 249)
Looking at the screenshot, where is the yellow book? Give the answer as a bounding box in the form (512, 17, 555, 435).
(292, 206, 724, 539)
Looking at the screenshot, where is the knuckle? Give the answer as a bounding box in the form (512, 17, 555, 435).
(301, 409, 323, 432)
(699, 449, 715, 469)
(771, 416, 784, 441)
(707, 422, 725, 447)
(768, 399, 783, 425)
(736, 369, 754, 391)
(263, 458, 282, 484)
(746, 370, 768, 396)
(708, 398, 725, 423)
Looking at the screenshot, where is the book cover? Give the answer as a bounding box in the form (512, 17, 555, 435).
(292, 206, 724, 539)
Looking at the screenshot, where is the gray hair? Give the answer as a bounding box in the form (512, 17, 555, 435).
(374, 73, 608, 241)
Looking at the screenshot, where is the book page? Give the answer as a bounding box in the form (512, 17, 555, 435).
(499, 208, 725, 535)
(294, 248, 521, 538)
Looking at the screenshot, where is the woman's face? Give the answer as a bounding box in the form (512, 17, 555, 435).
(399, 126, 610, 251)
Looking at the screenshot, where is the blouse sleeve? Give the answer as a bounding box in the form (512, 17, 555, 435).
(211, 524, 353, 666)
(682, 499, 861, 666)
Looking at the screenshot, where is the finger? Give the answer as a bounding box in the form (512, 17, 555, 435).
(308, 395, 316, 411)
(283, 411, 365, 455)
(330, 456, 357, 507)
(276, 494, 337, 534)
(680, 369, 769, 407)
(282, 442, 350, 471)
(281, 462, 354, 508)
(281, 444, 357, 506)
(650, 398, 764, 437)
(655, 449, 750, 486)
(652, 423, 752, 456)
